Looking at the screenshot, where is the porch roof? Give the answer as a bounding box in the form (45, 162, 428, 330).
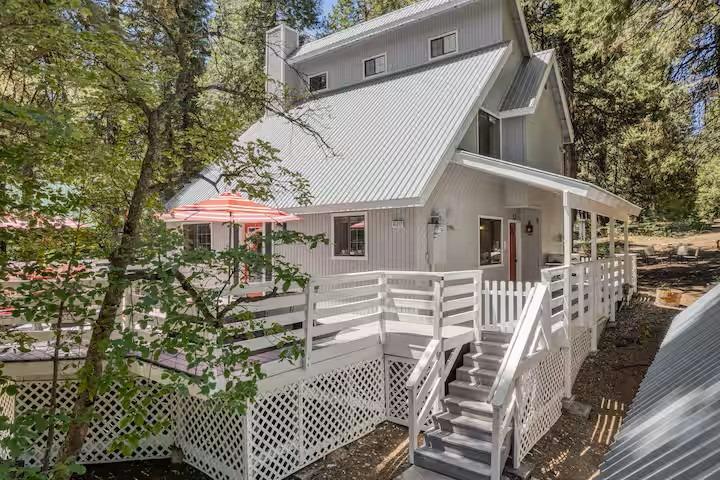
(454, 151, 641, 218)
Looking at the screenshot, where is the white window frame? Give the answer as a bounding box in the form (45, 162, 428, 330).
(331, 212, 368, 261)
(428, 30, 458, 61)
(477, 215, 504, 269)
(183, 222, 213, 251)
(362, 52, 388, 80)
(308, 71, 329, 92)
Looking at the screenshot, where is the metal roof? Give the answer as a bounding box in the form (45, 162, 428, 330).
(169, 43, 510, 213)
(454, 151, 641, 217)
(290, 0, 478, 62)
(601, 284, 720, 480)
(500, 49, 554, 113)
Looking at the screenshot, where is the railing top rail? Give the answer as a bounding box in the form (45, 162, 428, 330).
(489, 283, 547, 408)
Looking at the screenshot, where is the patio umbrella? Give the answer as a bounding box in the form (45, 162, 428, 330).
(160, 192, 300, 224)
(161, 192, 300, 284)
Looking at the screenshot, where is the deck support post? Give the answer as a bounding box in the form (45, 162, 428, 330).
(562, 193, 573, 398)
(378, 273, 387, 345)
(624, 217, 631, 296)
(609, 217, 616, 323)
(304, 282, 315, 368)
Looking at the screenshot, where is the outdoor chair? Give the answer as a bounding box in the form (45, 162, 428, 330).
(673, 245, 701, 262)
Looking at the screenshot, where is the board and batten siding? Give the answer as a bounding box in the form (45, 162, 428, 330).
(525, 86, 564, 174)
(293, 0, 504, 93)
(274, 208, 416, 277)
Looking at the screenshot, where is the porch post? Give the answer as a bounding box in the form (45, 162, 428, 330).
(590, 213, 598, 351)
(624, 217, 630, 293)
(609, 218, 616, 323)
(562, 192, 573, 397)
(590, 213, 598, 261)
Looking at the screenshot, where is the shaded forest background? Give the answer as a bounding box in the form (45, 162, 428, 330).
(323, 0, 720, 223)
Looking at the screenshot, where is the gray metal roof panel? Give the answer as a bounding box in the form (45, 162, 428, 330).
(168, 43, 510, 211)
(500, 49, 553, 112)
(600, 283, 720, 480)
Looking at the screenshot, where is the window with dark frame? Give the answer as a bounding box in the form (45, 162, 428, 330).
(430, 32, 457, 58)
(333, 215, 366, 257)
(308, 72, 327, 92)
(478, 112, 501, 158)
(183, 224, 211, 251)
(478, 217, 502, 266)
(364, 54, 386, 77)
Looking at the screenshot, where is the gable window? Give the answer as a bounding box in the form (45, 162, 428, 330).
(478, 111, 501, 158)
(332, 213, 367, 258)
(478, 217, 502, 266)
(183, 223, 211, 251)
(308, 72, 328, 92)
(364, 54, 386, 78)
(429, 31, 457, 59)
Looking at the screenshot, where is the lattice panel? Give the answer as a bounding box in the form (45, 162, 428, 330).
(0, 383, 15, 460)
(384, 356, 433, 429)
(515, 349, 565, 460)
(571, 328, 592, 383)
(302, 358, 384, 464)
(174, 395, 245, 480)
(250, 383, 301, 480)
(12, 379, 173, 466)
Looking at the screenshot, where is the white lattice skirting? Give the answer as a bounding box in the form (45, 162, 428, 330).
(570, 327, 593, 383)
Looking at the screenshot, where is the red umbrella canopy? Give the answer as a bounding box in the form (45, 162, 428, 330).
(160, 192, 301, 224)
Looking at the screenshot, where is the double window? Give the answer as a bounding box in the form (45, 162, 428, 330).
(332, 213, 367, 258)
(364, 54, 387, 78)
(308, 72, 328, 92)
(430, 31, 457, 59)
(478, 217, 502, 266)
(183, 223, 211, 251)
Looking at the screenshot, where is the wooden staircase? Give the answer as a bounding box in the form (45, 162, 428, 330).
(414, 329, 513, 480)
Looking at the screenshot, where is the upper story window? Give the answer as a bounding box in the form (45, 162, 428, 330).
(478, 111, 501, 158)
(364, 54, 387, 78)
(308, 72, 328, 92)
(429, 31, 457, 59)
(183, 224, 211, 251)
(478, 217, 502, 267)
(332, 213, 367, 259)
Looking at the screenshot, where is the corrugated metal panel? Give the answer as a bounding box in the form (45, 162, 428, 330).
(168, 43, 510, 211)
(294, 0, 503, 93)
(291, 0, 480, 61)
(600, 284, 720, 480)
(500, 49, 553, 112)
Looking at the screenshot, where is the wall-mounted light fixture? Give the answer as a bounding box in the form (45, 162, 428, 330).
(525, 220, 534, 235)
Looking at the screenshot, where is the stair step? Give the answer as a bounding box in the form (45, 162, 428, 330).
(481, 329, 513, 343)
(426, 430, 494, 463)
(471, 341, 509, 356)
(443, 395, 494, 420)
(448, 380, 490, 402)
(435, 411, 493, 440)
(456, 366, 497, 385)
(463, 352, 504, 370)
(414, 446, 492, 480)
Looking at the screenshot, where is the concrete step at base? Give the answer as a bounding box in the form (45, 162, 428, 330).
(443, 395, 494, 420)
(425, 430, 494, 463)
(414, 447, 492, 480)
(448, 380, 490, 402)
(435, 411, 493, 441)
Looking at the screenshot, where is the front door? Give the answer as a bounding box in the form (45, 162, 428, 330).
(509, 221, 519, 281)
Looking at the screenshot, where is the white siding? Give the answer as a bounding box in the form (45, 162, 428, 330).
(525, 86, 564, 174)
(501, 116, 525, 163)
(294, 0, 504, 92)
(274, 208, 416, 277)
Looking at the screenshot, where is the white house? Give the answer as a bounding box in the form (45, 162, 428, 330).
(169, 0, 638, 285)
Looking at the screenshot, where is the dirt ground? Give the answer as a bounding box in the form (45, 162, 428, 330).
(75, 459, 211, 480)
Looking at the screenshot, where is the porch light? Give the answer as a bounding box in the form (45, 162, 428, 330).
(525, 221, 534, 235)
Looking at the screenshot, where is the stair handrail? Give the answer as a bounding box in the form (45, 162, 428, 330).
(486, 283, 550, 480)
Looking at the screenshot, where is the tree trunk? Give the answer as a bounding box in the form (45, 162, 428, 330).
(557, 37, 577, 178)
(58, 110, 163, 466)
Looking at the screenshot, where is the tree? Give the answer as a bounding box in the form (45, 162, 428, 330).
(323, 0, 414, 33)
(0, 1, 325, 477)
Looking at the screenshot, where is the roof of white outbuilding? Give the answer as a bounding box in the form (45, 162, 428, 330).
(455, 151, 641, 217)
(168, 43, 511, 213)
(600, 284, 720, 479)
